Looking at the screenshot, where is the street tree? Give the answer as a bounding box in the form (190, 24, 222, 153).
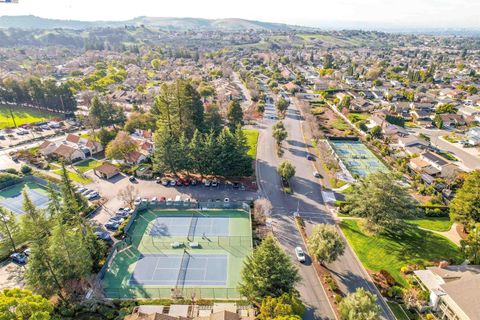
(450, 170, 480, 231)
(345, 172, 417, 233)
(258, 293, 305, 320)
(239, 236, 300, 302)
(106, 131, 138, 162)
(278, 161, 296, 182)
(307, 224, 345, 264)
(0, 208, 19, 253)
(227, 100, 244, 131)
(0, 288, 53, 320)
(275, 98, 289, 118)
(272, 122, 288, 148)
(339, 288, 380, 320)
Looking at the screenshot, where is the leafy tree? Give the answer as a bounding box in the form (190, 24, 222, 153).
(460, 223, 480, 264)
(20, 165, 32, 175)
(197, 82, 215, 101)
(345, 172, 417, 233)
(239, 236, 300, 302)
(450, 170, 480, 231)
(272, 122, 288, 147)
(0, 208, 20, 253)
(276, 98, 290, 117)
(435, 103, 457, 114)
(307, 224, 345, 264)
(227, 100, 244, 131)
(433, 114, 443, 129)
(106, 131, 138, 161)
(124, 112, 156, 133)
(0, 288, 53, 320)
(97, 128, 117, 147)
(88, 96, 126, 129)
(369, 126, 382, 138)
(258, 293, 305, 320)
(339, 288, 380, 320)
(278, 161, 295, 181)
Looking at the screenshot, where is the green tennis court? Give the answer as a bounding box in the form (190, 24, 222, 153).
(0, 180, 50, 215)
(102, 209, 252, 300)
(330, 139, 388, 177)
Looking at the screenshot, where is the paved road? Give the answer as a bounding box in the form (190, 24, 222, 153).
(256, 99, 395, 320)
(412, 128, 480, 171)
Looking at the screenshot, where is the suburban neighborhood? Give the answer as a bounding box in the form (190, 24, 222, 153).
(0, 2, 479, 320)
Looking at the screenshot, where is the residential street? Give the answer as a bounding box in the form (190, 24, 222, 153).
(255, 100, 395, 320)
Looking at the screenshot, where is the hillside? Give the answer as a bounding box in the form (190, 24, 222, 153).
(0, 15, 295, 31)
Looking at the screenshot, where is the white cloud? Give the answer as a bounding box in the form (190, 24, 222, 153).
(0, 0, 478, 28)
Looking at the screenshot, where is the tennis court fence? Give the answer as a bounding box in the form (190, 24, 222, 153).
(103, 286, 242, 300)
(138, 236, 252, 250)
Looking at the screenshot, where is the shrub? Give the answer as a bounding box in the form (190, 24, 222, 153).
(334, 294, 343, 304)
(3, 168, 18, 175)
(21, 164, 32, 174)
(380, 269, 396, 287)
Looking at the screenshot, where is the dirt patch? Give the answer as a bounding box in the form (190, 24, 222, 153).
(0, 261, 25, 290)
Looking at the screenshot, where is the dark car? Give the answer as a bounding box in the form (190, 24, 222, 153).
(232, 182, 240, 189)
(307, 154, 314, 161)
(129, 176, 137, 182)
(105, 222, 120, 231)
(10, 252, 27, 265)
(182, 179, 190, 186)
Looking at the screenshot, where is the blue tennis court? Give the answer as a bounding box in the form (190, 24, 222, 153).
(129, 253, 228, 286)
(149, 216, 230, 237)
(0, 183, 49, 215)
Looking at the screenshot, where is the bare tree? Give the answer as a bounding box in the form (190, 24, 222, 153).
(118, 185, 139, 208)
(253, 198, 272, 225)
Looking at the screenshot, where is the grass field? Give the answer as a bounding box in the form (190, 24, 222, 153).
(74, 159, 102, 174)
(103, 209, 252, 299)
(340, 219, 462, 286)
(406, 216, 453, 232)
(347, 112, 369, 123)
(53, 169, 92, 184)
(0, 104, 57, 129)
(243, 129, 259, 159)
(331, 118, 350, 131)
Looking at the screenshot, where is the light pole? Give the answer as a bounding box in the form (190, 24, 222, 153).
(296, 191, 313, 215)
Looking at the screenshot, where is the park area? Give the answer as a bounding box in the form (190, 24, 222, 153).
(243, 129, 258, 159)
(0, 178, 50, 215)
(329, 139, 388, 178)
(102, 209, 252, 300)
(340, 219, 462, 286)
(0, 104, 57, 129)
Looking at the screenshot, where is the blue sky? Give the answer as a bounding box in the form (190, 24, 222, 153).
(0, 0, 478, 28)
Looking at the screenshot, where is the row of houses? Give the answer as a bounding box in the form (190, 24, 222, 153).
(39, 134, 103, 162)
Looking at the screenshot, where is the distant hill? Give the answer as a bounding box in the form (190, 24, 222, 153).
(0, 15, 298, 31)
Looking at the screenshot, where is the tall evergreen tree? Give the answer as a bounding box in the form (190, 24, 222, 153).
(227, 100, 244, 131)
(0, 208, 19, 253)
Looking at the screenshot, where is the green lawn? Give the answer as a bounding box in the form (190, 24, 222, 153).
(407, 217, 453, 232)
(53, 169, 92, 184)
(340, 219, 462, 286)
(347, 113, 369, 123)
(74, 159, 102, 174)
(243, 129, 259, 159)
(331, 119, 350, 131)
(0, 104, 58, 129)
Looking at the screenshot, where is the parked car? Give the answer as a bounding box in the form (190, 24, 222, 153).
(82, 189, 93, 195)
(169, 179, 177, 186)
(161, 179, 169, 186)
(105, 222, 120, 231)
(10, 252, 27, 265)
(159, 196, 166, 202)
(134, 197, 141, 206)
(182, 179, 190, 186)
(150, 197, 157, 204)
(307, 154, 314, 161)
(204, 179, 211, 187)
(232, 182, 240, 189)
(129, 176, 137, 182)
(94, 231, 111, 241)
(109, 216, 125, 224)
(23, 248, 31, 256)
(211, 180, 219, 187)
(116, 209, 129, 218)
(295, 246, 306, 263)
(313, 171, 321, 178)
(77, 187, 87, 193)
(87, 192, 99, 200)
(155, 177, 162, 184)
(190, 179, 198, 186)
(176, 180, 183, 187)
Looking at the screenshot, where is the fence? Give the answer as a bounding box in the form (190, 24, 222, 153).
(135, 200, 251, 211)
(103, 286, 242, 300)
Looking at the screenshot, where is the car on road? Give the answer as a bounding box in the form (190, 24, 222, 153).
(307, 154, 314, 161)
(129, 176, 137, 183)
(10, 252, 27, 265)
(313, 171, 321, 178)
(295, 246, 306, 263)
(105, 221, 120, 231)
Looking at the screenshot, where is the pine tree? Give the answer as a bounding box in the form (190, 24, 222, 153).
(0, 208, 20, 253)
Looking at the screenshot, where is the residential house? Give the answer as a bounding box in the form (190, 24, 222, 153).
(52, 144, 86, 162)
(66, 134, 103, 156)
(93, 162, 120, 180)
(398, 135, 429, 149)
(38, 140, 57, 156)
(350, 98, 374, 112)
(458, 106, 480, 122)
(408, 151, 459, 178)
(125, 151, 147, 165)
(414, 265, 480, 320)
(466, 127, 480, 146)
(439, 114, 466, 128)
(411, 109, 432, 125)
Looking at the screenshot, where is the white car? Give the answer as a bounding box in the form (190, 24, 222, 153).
(295, 246, 306, 263)
(204, 179, 211, 187)
(313, 171, 321, 178)
(150, 197, 157, 203)
(133, 197, 141, 206)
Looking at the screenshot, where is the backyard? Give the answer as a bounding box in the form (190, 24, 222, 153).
(406, 216, 453, 232)
(74, 159, 102, 174)
(340, 219, 462, 286)
(0, 104, 58, 129)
